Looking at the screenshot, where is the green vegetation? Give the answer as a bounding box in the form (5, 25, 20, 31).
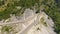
(0, 0, 60, 34)
(40, 17, 47, 26)
(0, 0, 5, 6)
(0, 0, 24, 20)
(1, 26, 13, 33)
(0, 0, 40, 20)
(41, 0, 60, 34)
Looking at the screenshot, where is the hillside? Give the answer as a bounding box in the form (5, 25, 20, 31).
(0, 0, 60, 34)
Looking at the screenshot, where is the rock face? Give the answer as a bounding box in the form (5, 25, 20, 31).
(0, 9, 56, 34)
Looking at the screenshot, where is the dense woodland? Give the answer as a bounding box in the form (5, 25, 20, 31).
(0, 0, 60, 34)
